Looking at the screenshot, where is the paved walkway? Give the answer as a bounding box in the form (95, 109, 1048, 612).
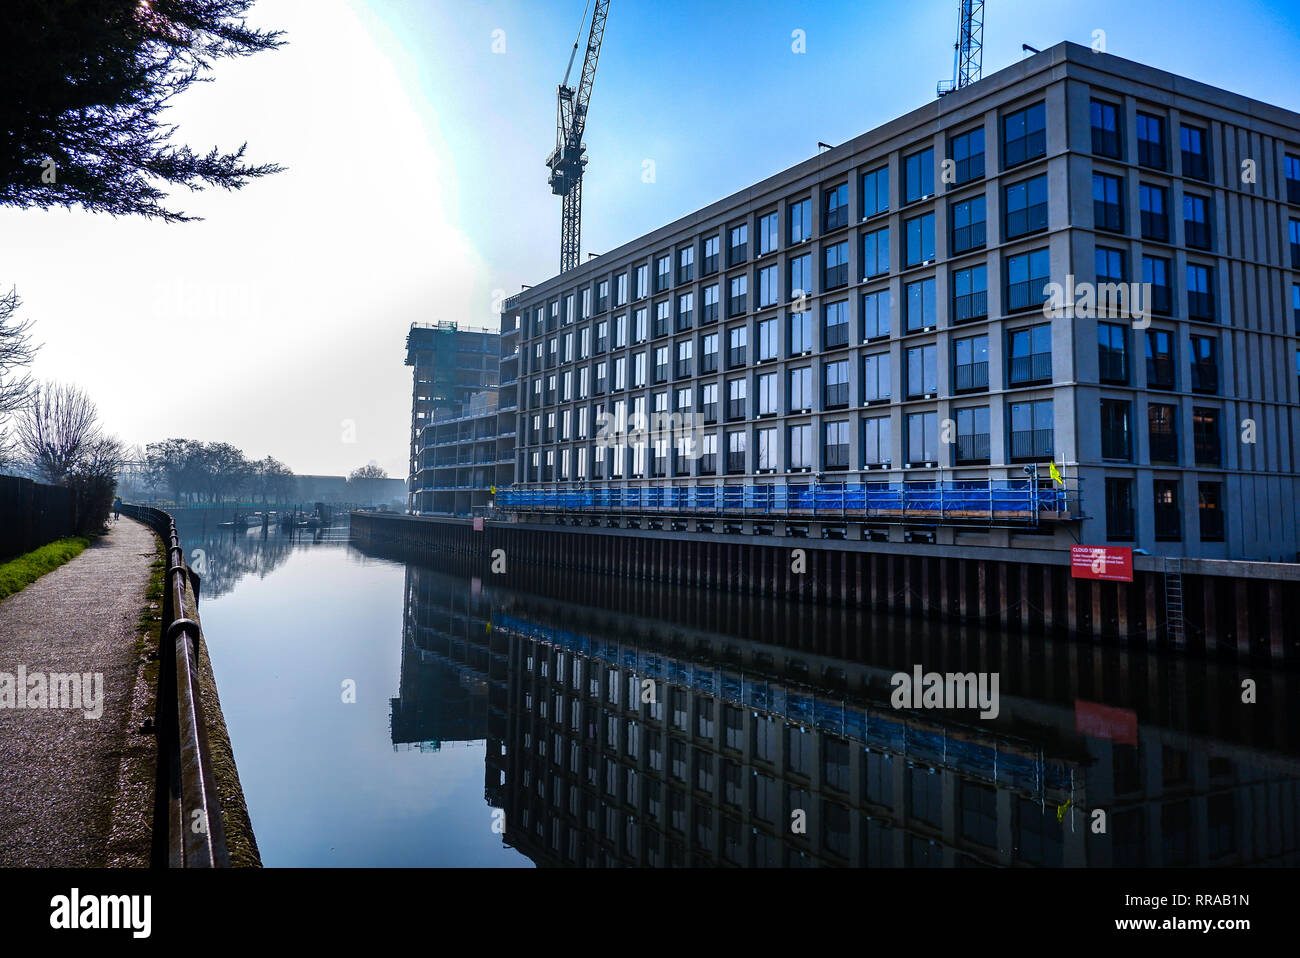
(0, 519, 156, 866)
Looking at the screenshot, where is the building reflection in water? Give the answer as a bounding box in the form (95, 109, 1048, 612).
(387, 553, 1300, 868)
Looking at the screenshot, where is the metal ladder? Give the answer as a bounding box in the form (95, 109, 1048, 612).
(1163, 556, 1185, 645)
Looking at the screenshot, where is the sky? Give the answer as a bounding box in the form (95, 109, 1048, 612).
(3, 0, 1298, 478)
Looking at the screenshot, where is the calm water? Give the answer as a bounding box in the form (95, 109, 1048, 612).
(172, 509, 1300, 867)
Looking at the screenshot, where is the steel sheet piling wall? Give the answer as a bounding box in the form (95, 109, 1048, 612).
(349, 513, 1298, 664)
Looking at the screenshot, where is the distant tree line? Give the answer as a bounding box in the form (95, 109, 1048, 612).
(139, 439, 296, 504)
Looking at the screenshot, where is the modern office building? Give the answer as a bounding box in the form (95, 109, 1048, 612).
(405, 322, 505, 515)
(500, 41, 1300, 562)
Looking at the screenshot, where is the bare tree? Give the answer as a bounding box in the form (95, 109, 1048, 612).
(0, 287, 37, 417)
(14, 381, 103, 483)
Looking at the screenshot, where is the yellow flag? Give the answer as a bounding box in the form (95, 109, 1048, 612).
(1048, 462, 1063, 486)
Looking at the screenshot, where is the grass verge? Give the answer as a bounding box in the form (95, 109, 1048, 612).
(0, 536, 92, 602)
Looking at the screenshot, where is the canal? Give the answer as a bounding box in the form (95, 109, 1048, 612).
(171, 509, 1299, 867)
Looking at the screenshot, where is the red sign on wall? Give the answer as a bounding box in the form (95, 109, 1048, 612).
(1070, 545, 1133, 581)
(1074, 699, 1138, 745)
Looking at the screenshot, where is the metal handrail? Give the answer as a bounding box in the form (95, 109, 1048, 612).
(120, 504, 230, 868)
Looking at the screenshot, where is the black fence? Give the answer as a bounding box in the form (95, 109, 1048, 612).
(120, 503, 231, 868)
(0, 474, 78, 562)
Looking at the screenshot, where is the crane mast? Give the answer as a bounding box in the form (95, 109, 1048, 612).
(547, 0, 611, 274)
(937, 0, 984, 97)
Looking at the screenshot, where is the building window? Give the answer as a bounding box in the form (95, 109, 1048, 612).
(728, 275, 748, 317)
(1294, 283, 1300, 329)
(726, 377, 746, 421)
(634, 307, 649, 343)
(905, 277, 936, 332)
(1093, 172, 1124, 232)
(1193, 407, 1221, 465)
(675, 339, 692, 378)
(823, 183, 849, 231)
(788, 252, 813, 302)
(700, 332, 718, 373)
(654, 345, 669, 384)
(616, 272, 628, 307)
(861, 290, 890, 341)
(1096, 245, 1126, 286)
(698, 432, 717, 474)
(1003, 175, 1048, 238)
(757, 317, 778, 362)
(788, 198, 812, 245)
(1105, 478, 1135, 540)
(789, 310, 812, 355)
(949, 126, 985, 183)
(950, 195, 986, 253)
(1002, 101, 1046, 168)
(904, 212, 935, 266)
(953, 333, 988, 392)
(906, 411, 938, 464)
(1145, 329, 1175, 390)
(1090, 99, 1122, 158)
(1153, 479, 1181, 541)
(861, 415, 891, 466)
(728, 223, 748, 266)
(824, 420, 849, 469)
(823, 300, 850, 349)
(758, 264, 779, 309)
(1186, 263, 1214, 320)
(655, 255, 671, 293)
(955, 406, 990, 463)
(702, 284, 719, 323)
(861, 165, 889, 219)
(634, 265, 648, 300)
(1285, 154, 1300, 205)
(702, 235, 720, 274)
(788, 423, 813, 470)
(1100, 398, 1132, 460)
(727, 324, 747, 368)
(597, 279, 609, 312)
(861, 226, 889, 278)
(824, 240, 849, 288)
(788, 367, 813, 412)
(1190, 334, 1218, 394)
(1149, 402, 1178, 464)
(1009, 399, 1053, 460)
(700, 382, 718, 423)
(1004, 249, 1051, 314)
(1139, 183, 1169, 242)
(677, 245, 695, 284)
(861, 352, 890, 403)
(1008, 319, 1050, 382)
(1142, 255, 1173, 314)
(951, 264, 987, 323)
(1198, 482, 1225, 541)
(674, 293, 692, 332)
(1183, 194, 1211, 249)
(904, 147, 934, 203)
(756, 425, 778, 470)
(757, 371, 778, 416)
(906, 343, 937, 398)
(824, 359, 849, 409)
(1180, 122, 1210, 181)
(1098, 322, 1129, 384)
(1136, 112, 1166, 169)
(758, 211, 779, 255)
(1289, 218, 1300, 269)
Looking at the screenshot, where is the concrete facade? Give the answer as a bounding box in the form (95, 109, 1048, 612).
(502, 42, 1300, 561)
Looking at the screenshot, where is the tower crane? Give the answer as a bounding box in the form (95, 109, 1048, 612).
(937, 0, 984, 97)
(547, 0, 611, 274)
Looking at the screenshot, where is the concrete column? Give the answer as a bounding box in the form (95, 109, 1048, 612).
(959, 560, 969, 619)
(1116, 582, 1129, 643)
(871, 553, 881, 609)
(1066, 575, 1078, 636)
(977, 562, 987, 622)
(1202, 577, 1217, 654)
(921, 557, 932, 617)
